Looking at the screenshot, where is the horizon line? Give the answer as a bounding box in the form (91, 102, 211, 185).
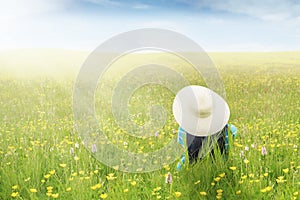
(1, 48, 300, 54)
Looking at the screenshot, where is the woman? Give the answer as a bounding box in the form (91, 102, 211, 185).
(173, 85, 236, 167)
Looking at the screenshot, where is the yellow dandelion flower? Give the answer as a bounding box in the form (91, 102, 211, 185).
(94, 169, 99, 174)
(106, 173, 116, 180)
(216, 195, 222, 199)
(236, 190, 241, 195)
(100, 193, 108, 199)
(293, 192, 298, 196)
(276, 176, 286, 183)
(12, 185, 18, 190)
(30, 188, 37, 193)
(74, 156, 80, 161)
(41, 179, 45, 183)
(241, 175, 247, 180)
(72, 172, 78, 177)
(266, 186, 272, 192)
(44, 174, 51, 179)
(66, 187, 71, 192)
(261, 188, 267, 193)
(79, 170, 84, 175)
(211, 182, 215, 186)
(49, 170, 55, 175)
(248, 173, 254, 178)
(91, 183, 102, 190)
(263, 173, 268, 177)
(164, 165, 170, 171)
(174, 192, 181, 197)
(51, 193, 59, 198)
(217, 189, 223, 193)
(282, 168, 289, 173)
(46, 192, 52, 196)
(11, 192, 19, 198)
(157, 195, 162, 199)
(219, 173, 225, 178)
(131, 181, 137, 186)
(59, 163, 67, 168)
(47, 186, 53, 191)
(200, 191, 207, 196)
(214, 177, 221, 182)
(229, 166, 237, 171)
(124, 188, 129, 193)
(243, 159, 249, 164)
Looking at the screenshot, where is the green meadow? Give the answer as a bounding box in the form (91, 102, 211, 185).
(0, 50, 299, 199)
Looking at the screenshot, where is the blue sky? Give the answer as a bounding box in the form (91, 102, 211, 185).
(1, 0, 300, 51)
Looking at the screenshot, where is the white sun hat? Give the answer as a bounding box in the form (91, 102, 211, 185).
(172, 85, 230, 136)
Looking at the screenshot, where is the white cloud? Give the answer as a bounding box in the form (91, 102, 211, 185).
(83, 0, 152, 10)
(83, 0, 122, 7)
(191, 0, 300, 22)
(0, 0, 299, 51)
(0, 0, 69, 20)
(132, 3, 152, 10)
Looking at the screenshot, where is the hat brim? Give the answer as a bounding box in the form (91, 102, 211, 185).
(172, 85, 230, 136)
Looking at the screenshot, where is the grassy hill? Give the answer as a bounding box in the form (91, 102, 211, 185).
(0, 49, 299, 199)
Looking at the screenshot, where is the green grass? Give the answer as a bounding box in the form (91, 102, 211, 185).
(0, 50, 299, 199)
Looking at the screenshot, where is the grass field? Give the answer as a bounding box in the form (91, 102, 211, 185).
(0, 50, 299, 199)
